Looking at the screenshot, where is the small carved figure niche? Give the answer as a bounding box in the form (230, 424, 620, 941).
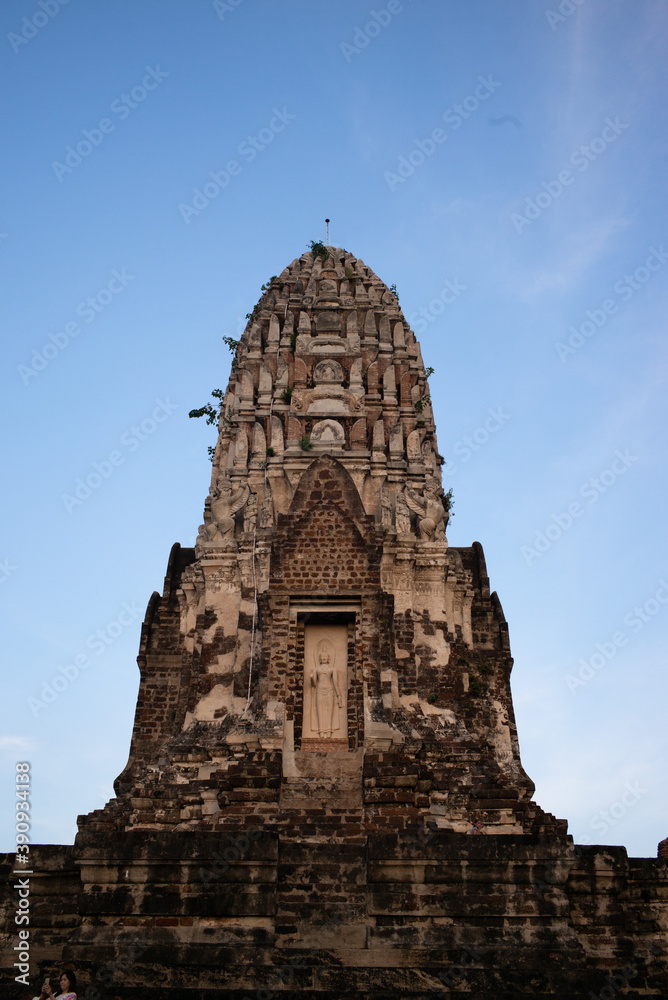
(302, 624, 348, 743)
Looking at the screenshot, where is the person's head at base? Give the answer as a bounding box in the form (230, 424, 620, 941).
(52, 970, 76, 994)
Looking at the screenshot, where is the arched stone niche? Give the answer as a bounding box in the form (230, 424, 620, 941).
(313, 360, 344, 385)
(302, 625, 348, 741)
(310, 419, 345, 452)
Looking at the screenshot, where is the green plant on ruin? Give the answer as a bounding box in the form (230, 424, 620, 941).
(189, 337, 242, 461)
(403, 688, 413, 696)
(465, 659, 489, 697)
(456, 656, 469, 667)
(428, 692, 438, 704)
(298, 435, 313, 451)
(442, 488, 454, 516)
(221, 335, 240, 369)
(469, 678, 483, 697)
(266, 446, 275, 458)
(260, 276, 278, 292)
(389, 282, 399, 302)
(344, 265, 354, 279)
(189, 388, 224, 426)
(245, 304, 260, 322)
(414, 369, 435, 410)
(289, 331, 297, 352)
(189, 392, 234, 462)
(281, 387, 293, 403)
(308, 239, 329, 262)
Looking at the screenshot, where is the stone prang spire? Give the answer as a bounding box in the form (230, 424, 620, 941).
(103, 244, 543, 830)
(7, 247, 666, 1000)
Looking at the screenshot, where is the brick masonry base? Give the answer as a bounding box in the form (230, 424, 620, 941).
(2, 830, 667, 998)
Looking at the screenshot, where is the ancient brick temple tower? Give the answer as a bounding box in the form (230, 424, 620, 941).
(2, 247, 667, 997)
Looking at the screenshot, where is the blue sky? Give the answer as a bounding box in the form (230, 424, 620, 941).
(1, 0, 666, 858)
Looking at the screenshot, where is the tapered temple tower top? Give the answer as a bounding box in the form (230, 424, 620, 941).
(205, 244, 443, 510)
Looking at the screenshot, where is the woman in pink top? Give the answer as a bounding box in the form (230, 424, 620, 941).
(35, 969, 77, 999)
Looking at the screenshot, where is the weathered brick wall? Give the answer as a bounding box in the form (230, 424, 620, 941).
(123, 544, 196, 765)
(274, 502, 375, 592)
(271, 459, 381, 595)
(0, 846, 80, 987)
(3, 835, 666, 998)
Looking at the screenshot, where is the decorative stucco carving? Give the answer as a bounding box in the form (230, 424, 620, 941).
(303, 625, 348, 741)
(395, 489, 412, 535)
(310, 419, 345, 447)
(404, 479, 446, 540)
(313, 359, 344, 384)
(206, 477, 250, 542)
(291, 386, 362, 416)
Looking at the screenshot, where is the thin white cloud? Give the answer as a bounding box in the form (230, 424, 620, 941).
(430, 196, 474, 217)
(511, 214, 632, 300)
(0, 735, 37, 752)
